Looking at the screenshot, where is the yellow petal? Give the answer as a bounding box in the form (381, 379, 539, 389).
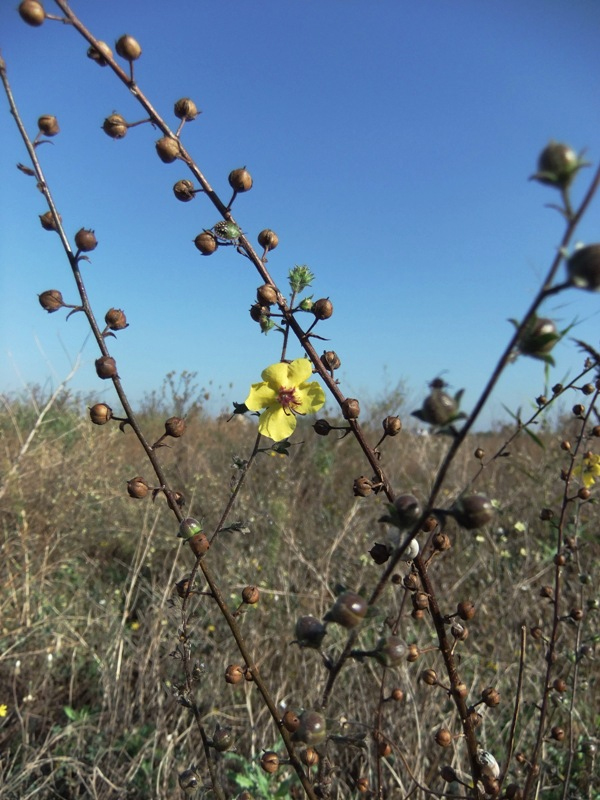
(245, 381, 276, 411)
(258, 406, 297, 442)
(295, 381, 326, 414)
(262, 361, 290, 387)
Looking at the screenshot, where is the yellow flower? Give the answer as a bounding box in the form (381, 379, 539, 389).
(0, 704, 7, 717)
(245, 359, 326, 442)
(574, 452, 600, 488)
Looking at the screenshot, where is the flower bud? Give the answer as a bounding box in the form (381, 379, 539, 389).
(382, 415, 402, 436)
(312, 298, 333, 320)
(451, 494, 494, 529)
(532, 141, 580, 189)
(228, 167, 253, 192)
(95, 356, 117, 379)
(519, 317, 559, 357)
(102, 113, 128, 139)
(39, 210, 61, 231)
(38, 289, 65, 312)
(194, 231, 218, 255)
(256, 284, 278, 305)
(127, 476, 149, 499)
(258, 229, 278, 250)
(75, 228, 97, 252)
(342, 398, 360, 419)
(165, 416, 186, 438)
(155, 136, 181, 163)
(115, 34, 142, 61)
(87, 41, 113, 66)
(174, 97, 199, 121)
(173, 179, 196, 201)
(37, 114, 59, 136)
(321, 350, 341, 371)
(294, 615, 326, 649)
(19, 1, 45, 26)
(567, 244, 600, 291)
(323, 591, 367, 628)
(105, 308, 128, 330)
(89, 403, 113, 425)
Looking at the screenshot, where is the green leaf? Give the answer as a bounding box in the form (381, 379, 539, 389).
(523, 426, 545, 448)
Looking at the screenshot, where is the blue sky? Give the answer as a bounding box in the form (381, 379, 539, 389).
(1, 0, 599, 429)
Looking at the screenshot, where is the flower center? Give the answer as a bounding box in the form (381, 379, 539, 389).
(277, 386, 300, 414)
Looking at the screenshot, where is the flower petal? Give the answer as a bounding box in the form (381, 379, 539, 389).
(286, 358, 313, 386)
(295, 381, 326, 414)
(245, 381, 277, 412)
(259, 405, 297, 442)
(261, 361, 291, 388)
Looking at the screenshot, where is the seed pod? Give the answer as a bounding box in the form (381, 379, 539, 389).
(174, 97, 199, 121)
(421, 668, 437, 686)
(188, 533, 210, 558)
(212, 726, 233, 752)
(194, 231, 218, 255)
(260, 752, 279, 774)
(419, 377, 458, 425)
(39, 210, 61, 231)
(102, 113, 128, 139)
(373, 635, 407, 667)
(406, 643, 419, 662)
(37, 114, 59, 136)
(75, 228, 98, 252)
(155, 136, 181, 163)
(356, 778, 369, 793)
(165, 416, 186, 438)
(382, 415, 402, 436)
(87, 41, 113, 66)
(412, 591, 429, 610)
(313, 419, 333, 436)
(178, 768, 200, 793)
(258, 229, 279, 250)
(353, 476, 372, 496)
(532, 141, 579, 189)
(89, 403, 113, 425)
(282, 710, 300, 733)
(294, 615, 326, 648)
(435, 729, 453, 747)
(249, 303, 269, 322)
(38, 289, 65, 312)
(321, 350, 341, 371)
(369, 542, 390, 564)
(173, 179, 196, 201)
(256, 284, 278, 306)
(440, 766, 457, 783)
(294, 710, 327, 746)
(95, 356, 117, 379)
(432, 531, 451, 551)
(451, 494, 494, 530)
(115, 34, 142, 61)
(457, 600, 476, 620)
(393, 494, 422, 528)
(474, 447, 485, 460)
(19, 0, 45, 26)
(324, 591, 367, 628)
(342, 398, 360, 419)
(481, 687, 500, 707)
(228, 167, 253, 192)
(312, 298, 333, 320)
(224, 664, 244, 685)
(391, 688, 405, 702)
(127, 476, 149, 499)
(105, 308, 128, 330)
(451, 622, 468, 641)
(567, 244, 600, 290)
(551, 726, 565, 741)
(242, 585, 260, 605)
(301, 747, 319, 766)
(519, 317, 559, 357)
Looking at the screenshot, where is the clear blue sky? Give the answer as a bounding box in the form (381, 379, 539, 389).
(1, 0, 599, 429)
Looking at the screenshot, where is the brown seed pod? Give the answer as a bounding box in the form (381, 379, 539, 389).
(533, 141, 579, 188)
(474, 447, 485, 460)
(228, 167, 253, 192)
(451, 623, 469, 641)
(105, 308, 128, 331)
(356, 777, 369, 793)
(89, 403, 113, 425)
(421, 668, 437, 686)
(294, 710, 327, 746)
(256, 284, 278, 306)
(301, 747, 319, 767)
(174, 97, 199, 121)
(37, 114, 59, 136)
(102, 113, 128, 139)
(241, 585, 260, 605)
(377, 740, 392, 758)
(553, 678, 568, 693)
(382, 415, 402, 436)
(342, 397, 360, 420)
(188, 533, 210, 558)
(406, 643, 420, 662)
(173, 179, 196, 201)
(313, 419, 333, 436)
(353, 475, 372, 496)
(260, 752, 279, 774)
(87, 41, 113, 66)
(212, 727, 233, 752)
(551, 726, 565, 741)
(572, 403, 585, 417)
(412, 591, 429, 610)
(75, 228, 98, 252)
(38, 289, 65, 312)
(432, 531, 451, 551)
(127, 476, 149, 499)
(440, 766, 457, 783)
(257, 228, 279, 250)
(19, 0, 45, 26)
(115, 34, 142, 61)
(369, 542, 390, 565)
(165, 416, 186, 438)
(323, 591, 367, 629)
(391, 688, 405, 702)
(457, 600, 476, 620)
(451, 494, 494, 530)
(39, 210, 61, 231)
(321, 350, 341, 371)
(155, 136, 181, 163)
(312, 297, 333, 320)
(453, 682, 468, 699)
(294, 615, 327, 649)
(95, 356, 117, 379)
(282, 710, 300, 733)
(194, 231, 218, 255)
(435, 728, 453, 747)
(481, 687, 500, 707)
(224, 664, 244, 685)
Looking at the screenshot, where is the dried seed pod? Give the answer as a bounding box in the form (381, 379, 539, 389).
(256, 284, 278, 305)
(432, 531, 451, 551)
(38, 289, 65, 312)
(249, 303, 269, 322)
(457, 600, 476, 620)
(19, 0, 45, 26)
(451, 494, 494, 530)
(39, 210, 61, 231)
(453, 682, 468, 700)
(481, 687, 500, 707)
(258, 228, 279, 250)
(173, 179, 196, 201)
(174, 97, 199, 121)
(260, 751, 279, 774)
(115, 34, 142, 61)
(382, 415, 402, 436)
(105, 308, 128, 330)
(294, 615, 326, 648)
(294, 710, 327, 746)
(418, 378, 458, 425)
(188, 533, 210, 558)
(567, 244, 600, 290)
(211, 726, 233, 752)
(313, 419, 333, 436)
(551, 726, 565, 741)
(321, 350, 341, 371)
(194, 231, 218, 255)
(37, 114, 59, 136)
(312, 298, 333, 320)
(127, 476, 149, 499)
(178, 768, 200, 793)
(451, 622, 468, 640)
(435, 728, 453, 747)
(342, 398, 360, 419)
(95, 356, 117, 379)
(75, 228, 98, 252)
(241, 585, 260, 605)
(356, 778, 369, 793)
(301, 747, 319, 767)
(224, 664, 244, 685)
(406, 643, 419, 662)
(372, 635, 407, 667)
(282, 710, 300, 733)
(228, 167, 253, 192)
(421, 668, 437, 686)
(89, 403, 113, 425)
(324, 591, 367, 628)
(391, 688, 404, 702)
(155, 136, 181, 163)
(165, 416, 186, 438)
(353, 475, 372, 496)
(102, 113, 128, 139)
(87, 41, 113, 66)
